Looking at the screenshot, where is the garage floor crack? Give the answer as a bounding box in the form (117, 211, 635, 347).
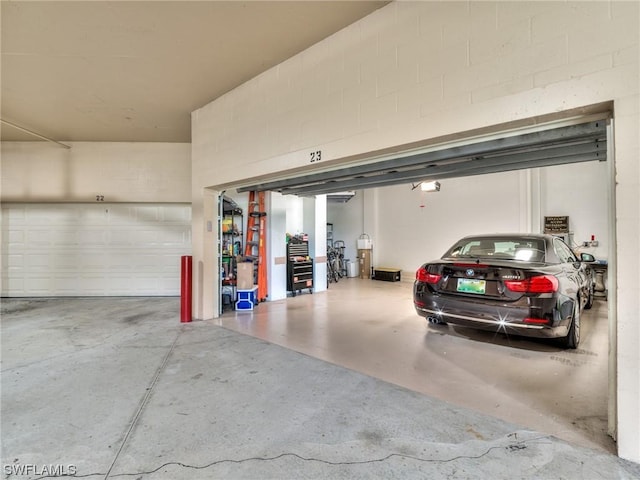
(82, 435, 551, 479)
(26, 434, 554, 479)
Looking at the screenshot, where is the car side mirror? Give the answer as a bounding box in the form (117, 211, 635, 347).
(580, 252, 595, 263)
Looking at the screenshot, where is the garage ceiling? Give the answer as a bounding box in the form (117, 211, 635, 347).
(0, 1, 388, 144)
(2, 2, 609, 198)
(237, 120, 609, 196)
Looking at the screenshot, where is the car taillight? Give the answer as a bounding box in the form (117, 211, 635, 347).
(523, 317, 551, 325)
(416, 268, 441, 284)
(504, 275, 558, 293)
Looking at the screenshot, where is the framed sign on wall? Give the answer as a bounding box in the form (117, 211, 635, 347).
(544, 215, 569, 234)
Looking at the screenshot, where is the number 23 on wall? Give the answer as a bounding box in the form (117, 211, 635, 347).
(309, 150, 322, 163)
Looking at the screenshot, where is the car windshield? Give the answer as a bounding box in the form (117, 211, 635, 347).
(444, 237, 546, 262)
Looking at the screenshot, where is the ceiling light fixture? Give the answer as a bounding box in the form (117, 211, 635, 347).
(326, 191, 356, 203)
(420, 181, 441, 192)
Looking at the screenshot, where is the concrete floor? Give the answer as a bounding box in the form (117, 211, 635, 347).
(219, 278, 615, 454)
(2, 284, 639, 479)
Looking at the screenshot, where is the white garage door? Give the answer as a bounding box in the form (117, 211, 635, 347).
(1, 203, 191, 296)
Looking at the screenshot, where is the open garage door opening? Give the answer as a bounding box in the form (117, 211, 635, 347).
(213, 115, 615, 455)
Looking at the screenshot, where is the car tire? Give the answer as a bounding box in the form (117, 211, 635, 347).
(563, 300, 580, 349)
(584, 285, 594, 310)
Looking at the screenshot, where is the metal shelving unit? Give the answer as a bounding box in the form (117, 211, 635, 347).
(221, 196, 243, 311)
(326, 223, 334, 248)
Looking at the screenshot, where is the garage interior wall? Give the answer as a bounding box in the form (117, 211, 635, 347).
(327, 160, 609, 277)
(191, 2, 638, 461)
(1, 142, 191, 296)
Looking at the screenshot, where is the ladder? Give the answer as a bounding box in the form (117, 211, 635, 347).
(244, 191, 268, 303)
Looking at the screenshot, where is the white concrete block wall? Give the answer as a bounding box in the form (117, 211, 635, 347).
(193, 2, 637, 186)
(1, 142, 192, 296)
(192, 1, 639, 461)
(1, 142, 191, 203)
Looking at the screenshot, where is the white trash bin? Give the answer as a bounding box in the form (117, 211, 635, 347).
(347, 261, 358, 278)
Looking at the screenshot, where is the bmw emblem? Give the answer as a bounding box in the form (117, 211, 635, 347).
(466, 269, 475, 277)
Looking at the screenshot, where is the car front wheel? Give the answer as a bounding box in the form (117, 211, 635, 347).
(584, 284, 594, 310)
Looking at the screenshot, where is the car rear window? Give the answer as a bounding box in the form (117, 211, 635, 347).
(444, 237, 546, 262)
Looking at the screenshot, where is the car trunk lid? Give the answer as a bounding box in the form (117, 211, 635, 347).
(436, 261, 532, 300)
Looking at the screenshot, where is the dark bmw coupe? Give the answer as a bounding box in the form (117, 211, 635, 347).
(413, 234, 595, 348)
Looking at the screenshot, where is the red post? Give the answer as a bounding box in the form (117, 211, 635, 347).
(180, 255, 192, 323)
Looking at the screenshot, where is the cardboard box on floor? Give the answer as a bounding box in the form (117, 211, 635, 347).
(237, 262, 255, 290)
(358, 249, 372, 279)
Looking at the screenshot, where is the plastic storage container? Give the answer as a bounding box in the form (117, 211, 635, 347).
(357, 233, 373, 249)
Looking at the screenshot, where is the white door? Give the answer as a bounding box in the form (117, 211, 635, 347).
(1, 203, 191, 296)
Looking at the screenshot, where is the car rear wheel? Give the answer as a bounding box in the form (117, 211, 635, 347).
(563, 300, 580, 349)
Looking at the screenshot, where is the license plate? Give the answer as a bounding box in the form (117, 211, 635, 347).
(457, 278, 486, 294)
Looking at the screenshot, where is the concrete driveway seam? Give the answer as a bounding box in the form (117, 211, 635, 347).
(103, 331, 182, 480)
